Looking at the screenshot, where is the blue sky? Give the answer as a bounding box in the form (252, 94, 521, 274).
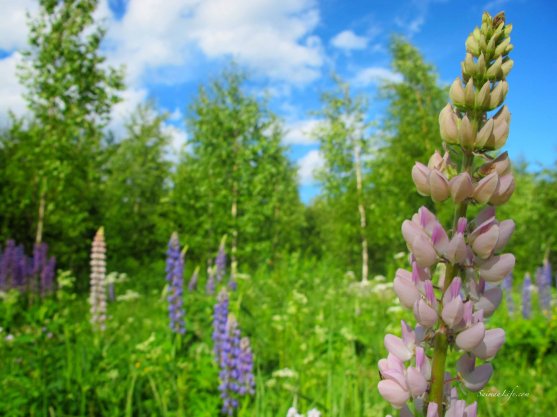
(1, 0, 555, 203)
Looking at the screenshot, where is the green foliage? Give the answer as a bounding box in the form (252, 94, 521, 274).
(103, 104, 173, 270)
(310, 76, 372, 274)
(0, 0, 123, 271)
(1, 260, 555, 416)
(173, 68, 304, 269)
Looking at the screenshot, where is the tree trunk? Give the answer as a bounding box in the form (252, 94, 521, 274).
(353, 142, 369, 282)
(231, 141, 239, 279)
(35, 184, 46, 244)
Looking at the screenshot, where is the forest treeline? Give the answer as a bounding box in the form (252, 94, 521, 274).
(1, 0, 555, 285)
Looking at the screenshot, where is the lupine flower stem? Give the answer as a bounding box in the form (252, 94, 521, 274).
(431, 151, 475, 408)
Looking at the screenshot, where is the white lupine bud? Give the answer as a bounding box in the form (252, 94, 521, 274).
(501, 59, 514, 78)
(476, 81, 491, 109)
(473, 173, 499, 204)
(450, 78, 466, 106)
(463, 53, 475, 76)
(464, 78, 475, 107)
(439, 104, 459, 144)
(475, 118, 494, 148)
(477, 53, 486, 74)
(486, 56, 503, 79)
(412, 163, 431, 196)
(488, 81, 508, 109)
(495, 37, 511, 57)
(465, 35, 480, 56)
(459, 115, 476, 148)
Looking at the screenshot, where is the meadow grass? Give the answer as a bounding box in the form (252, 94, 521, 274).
(0, 258, 555, 416)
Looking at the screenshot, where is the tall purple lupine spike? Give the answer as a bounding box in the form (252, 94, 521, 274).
(212, 290, 255, 414)
(90, 228, 107, 331)
(522, 274, 532, 319)
(213, 288, 229, 361)
(502, 273, 514, 314)
(380, 11, 515, 416)
(165, 233, 186, 334)
(238, 337, 255, 395)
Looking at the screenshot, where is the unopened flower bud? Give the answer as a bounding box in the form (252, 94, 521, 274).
(457, 354, 493, 391)
(429, 170, 450, 202)
(493, 219, 515, 252)
(464, 78, 475, 107)
(412, 163, 431, 196)
(456, 322, 485, 351)
(471, 223, 499, 259)
(475, 118, 494, 148)
(465, 34, 480, 56)
(473, 172, 499, 204)
(449, 78, 466, 106)
(427, 150, 446, 171)
(501, 58, 513, 78)
(477, 152, 511, 176)
(477, 53, 486, 74)
(445, 233, 468, 264)
(407, 366, 428, 397)
(394, 269, 421, 308)
(489, 173, 515, 205)
(494, 37, 511, 58)
(413, 299, 438, 327)
(449, 172, 473, 203)
(488, 81, 508, 109)
(459, 115, 476, 148)
(463, 53, 475, 76)
(439, 104, 459, 144)
(471, 328, 505, 360)
(504, 24, 512, 37)
(478, 253, 515, 283)
(378, 379, 409, 409)
(475, 81, 491, 109)
(475, 287, 502, 317)
(486, 56, 503, 79)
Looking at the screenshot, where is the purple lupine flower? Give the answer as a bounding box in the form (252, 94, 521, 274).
(215, 239, 227, 283)
(238, 337, 255, 395)
(213, 291, 255, 415)
(522, 274, 531, 319)
(90, 228, 107, 331)
(502, 273, 514, 314)
(13, 244, 28, 289)
(166, 233, 186, 334)
(219, 315, 242, 416)
(213, 288, 229, 360)
(188, 266, 199, 292)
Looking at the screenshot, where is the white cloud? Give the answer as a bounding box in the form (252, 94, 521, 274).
(0, 53, 27, 124)
(298, 149, 324, 185)
(108, 86, 149, 137)
(284, 119, 321, 145)
(331, 30, 368, 50)
(104, 0, 324, 86)
(0, 0, 37, 51)
(163, 124, 188, 154)
(353, 66, 402, 86)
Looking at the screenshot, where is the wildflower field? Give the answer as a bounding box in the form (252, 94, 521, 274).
(1, 1, 557, 417)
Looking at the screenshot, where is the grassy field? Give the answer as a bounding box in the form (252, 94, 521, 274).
(1, 257, 555, 417)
